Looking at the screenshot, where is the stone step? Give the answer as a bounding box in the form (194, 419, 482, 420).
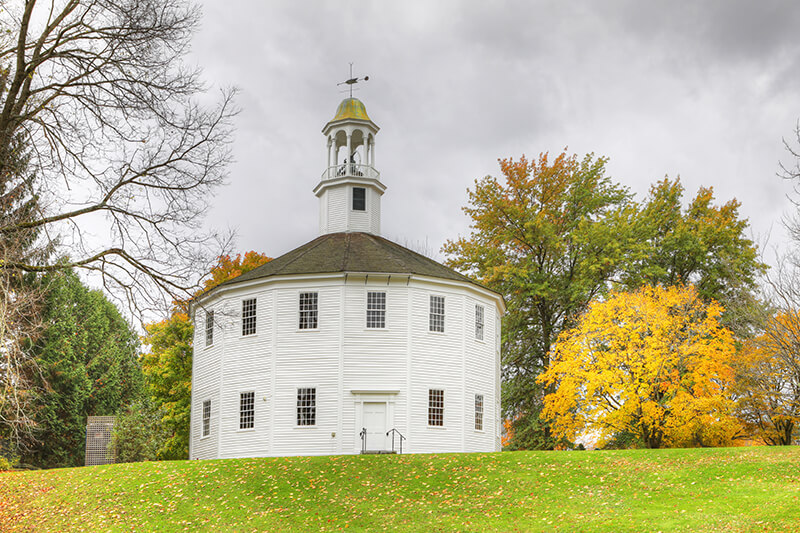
(360, 450, 398, 455)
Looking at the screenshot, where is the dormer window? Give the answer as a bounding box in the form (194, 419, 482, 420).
(352, 187, 366, 211)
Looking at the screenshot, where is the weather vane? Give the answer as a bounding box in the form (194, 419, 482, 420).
(337, 62, 369, 98)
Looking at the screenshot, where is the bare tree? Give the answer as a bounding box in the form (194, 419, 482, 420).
(735, 255, 800, 445)
(0, 0, 236, 313)
(0, 266, 44, 451)
(734, 123, 800, 445)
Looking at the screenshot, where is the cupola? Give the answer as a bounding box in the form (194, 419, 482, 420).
(314, 97, 385, 235)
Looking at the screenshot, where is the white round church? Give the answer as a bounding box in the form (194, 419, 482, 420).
(189, 97, 504, 458)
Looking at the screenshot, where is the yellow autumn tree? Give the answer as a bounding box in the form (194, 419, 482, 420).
(538, 285, 740, 448)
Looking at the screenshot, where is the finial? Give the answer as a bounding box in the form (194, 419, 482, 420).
(337, 62, 369, 98)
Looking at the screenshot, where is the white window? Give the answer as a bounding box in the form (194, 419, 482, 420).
(475, 304, 484, 341)
(352, 187, 366, 211)
(428, 389, 444, 426)
(297, 387, 316, 426)
(299, 292, 318, 329)
(202, 400, 211, 437)
(239, 391, 254, 430)
(475, 394, 484, 431)
(367, 291, 386, 328)
(429, 295, 445, 332)
(242, 298, 257, 336)
(205, 310, 214, 347)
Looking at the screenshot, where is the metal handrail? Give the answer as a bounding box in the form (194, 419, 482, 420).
(359, 427, 367, 454)
(321, 163, 380, 180)
(386, 428, 406, 454)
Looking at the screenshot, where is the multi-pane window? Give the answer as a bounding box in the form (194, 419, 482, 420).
(428, 389, 444, 426)
(299, 292, 318, 329)
(475, 304, 484, 341)
(205, 310, 214, 346)
(202, 400, 211, 437)
(367, 291, 386, 328)
(352, 187, 366, 211)
(239, 391, 255, 430)
(242, 298, 257, 336)
(429, 295, 445, 332)
(297, 387, 316, 426)
(475, 394, 484, 431)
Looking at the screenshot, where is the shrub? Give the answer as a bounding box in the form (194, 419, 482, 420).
(111, 401, 169, 463)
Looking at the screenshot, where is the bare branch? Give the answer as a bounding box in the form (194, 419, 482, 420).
(0, 0, 237, 314)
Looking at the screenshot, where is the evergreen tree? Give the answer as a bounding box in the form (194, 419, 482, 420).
(0, 131, 47, 453)
(23, 270, 143, 468)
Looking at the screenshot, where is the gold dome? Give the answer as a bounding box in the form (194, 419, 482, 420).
(331, 98, 372, 122)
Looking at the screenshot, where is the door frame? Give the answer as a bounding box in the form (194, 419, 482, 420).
(351, 391, 397, 453)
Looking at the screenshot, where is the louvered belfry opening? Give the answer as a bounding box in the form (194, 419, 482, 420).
(85, 416, 116, 466)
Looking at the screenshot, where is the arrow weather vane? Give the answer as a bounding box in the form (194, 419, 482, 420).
(337, 62, 369, 98)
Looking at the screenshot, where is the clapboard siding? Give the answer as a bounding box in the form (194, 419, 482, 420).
(218, 291, 273, 458)
(464, 296, 498, 452)
(369, 189, 381, 235)
(347, 186, 381, 233)
(191, 273, 502, 458)
(324, 187, 347, 234)
(191, 304, 222, 459)
(271, 284, 340, 455)
(318, 190, 329, 235)
(408, 286, 465, 453)
(342, 283, 407, 391)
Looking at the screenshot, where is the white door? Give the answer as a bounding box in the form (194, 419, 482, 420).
(362, 402, 388, 450)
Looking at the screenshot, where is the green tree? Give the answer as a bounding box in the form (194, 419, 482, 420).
(443, 151, 635, 449)
(111, 400, 169, 463)
(141, 252, 272, 460)
(141, 312, 193, 460)
(444, 153, 766, 450)
(1, 0, 236, 456)
(23, 270, 143, 468)
(625, 178, 766, 334)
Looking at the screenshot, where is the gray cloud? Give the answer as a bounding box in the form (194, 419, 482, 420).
(191, 0, 799, 265)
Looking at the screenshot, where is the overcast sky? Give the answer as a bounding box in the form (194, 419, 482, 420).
(189, 0, 800, 267)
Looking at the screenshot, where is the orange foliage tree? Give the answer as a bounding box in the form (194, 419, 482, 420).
(140, 252, 271, 459)
(735, 311, 800, 445)
(539, 285, 740, 449)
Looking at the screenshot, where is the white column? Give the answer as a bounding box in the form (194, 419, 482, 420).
(370, 138, 376, 167)
(346, 133, 352, 175)
(361, 131, 368, 171)
(326, 137, 333, 169)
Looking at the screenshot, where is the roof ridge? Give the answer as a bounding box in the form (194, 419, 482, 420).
(274, 234, 332, 274)
(371, 233, 472, 281)
(342, 233, 352, 270)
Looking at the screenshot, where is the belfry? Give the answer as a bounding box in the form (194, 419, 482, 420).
(316, 97, 385, 235)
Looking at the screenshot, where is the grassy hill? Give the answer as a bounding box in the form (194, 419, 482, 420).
(1, 447, 799, 532)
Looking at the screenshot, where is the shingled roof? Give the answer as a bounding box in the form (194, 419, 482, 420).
(216, 232, 482, 290)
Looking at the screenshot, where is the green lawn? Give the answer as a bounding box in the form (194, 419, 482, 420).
(1, 447, 798, 532)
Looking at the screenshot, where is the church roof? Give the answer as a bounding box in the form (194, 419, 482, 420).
(216, 232, 486, 290)
(330, 98, 372, 123)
